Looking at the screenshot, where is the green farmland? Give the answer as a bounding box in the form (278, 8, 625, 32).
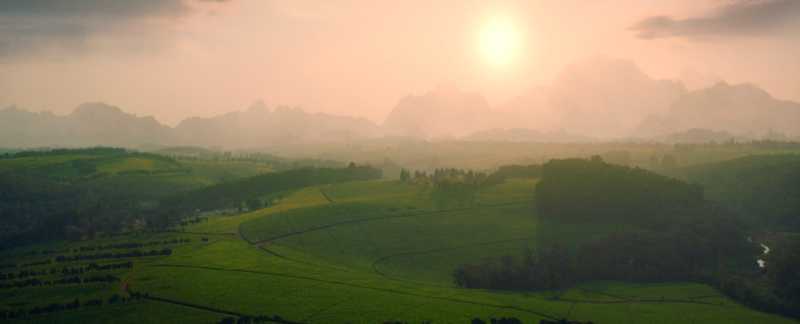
(2, 177, 794, 323)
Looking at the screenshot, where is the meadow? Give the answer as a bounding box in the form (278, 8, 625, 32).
(3, 176, 795, 323)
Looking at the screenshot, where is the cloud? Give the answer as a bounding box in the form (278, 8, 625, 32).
(0, 0, 227, 58)
(0, 19, 92, 57)
(631, 0, 800, 39)
(0, 1, 189, 18)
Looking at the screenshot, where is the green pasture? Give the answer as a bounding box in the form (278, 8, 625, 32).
(3, 178, 795, 323)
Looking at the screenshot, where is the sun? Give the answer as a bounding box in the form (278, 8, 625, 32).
(479, 16, 521, 67)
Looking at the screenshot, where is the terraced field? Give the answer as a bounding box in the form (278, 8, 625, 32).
(3, 179, 795, 323)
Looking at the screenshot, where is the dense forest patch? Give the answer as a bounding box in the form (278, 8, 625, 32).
(455, 157, 800, 318)
(673, 154, 800, 231)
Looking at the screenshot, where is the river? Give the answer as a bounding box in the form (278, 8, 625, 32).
(757, 243, 770, 268)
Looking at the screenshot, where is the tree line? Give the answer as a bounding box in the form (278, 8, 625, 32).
(483, 164, 542, 185)
(74, 238, 190, 252)
(20, 259, 52, 268)
(673, 154, 800, 232)
(455, 157, 800, 318)
(400, 164, 542, 188)
(399, 165, 544, 208)
(1, 292, 144, 320)
(400, 168, 490, 207)
(0, 147, 127, 160)
(372, 317, 592, 324)
(2, 238, 185, 268)
(0, 261, 132, 281)
(55, 248, 172, 263)
(400, 168, 488, 186)
(160, 148, 344, 172)
(217, 315, 301, 324)
(0, 274, 118, 289)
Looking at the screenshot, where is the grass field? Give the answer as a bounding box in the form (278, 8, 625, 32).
(0, 151, 272, 184)
(2, 178, 796, 323)
(0, 154, 98, 173)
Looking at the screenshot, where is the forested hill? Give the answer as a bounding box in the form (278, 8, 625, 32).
(457, 157, 754, 299)
(535, 157, 705, 226)
(455, 157, 800, 319)
(0, 148, 191, 247)
(0, 148, 381, 249)
(671, 154, 800, 231)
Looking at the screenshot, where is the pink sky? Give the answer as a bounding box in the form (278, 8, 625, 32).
(0, 0, 798, 125)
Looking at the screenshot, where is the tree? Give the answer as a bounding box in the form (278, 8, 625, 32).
(399, 168, 410, 182)
(770, 239, 800, 303)
(245, 198, 263, 211)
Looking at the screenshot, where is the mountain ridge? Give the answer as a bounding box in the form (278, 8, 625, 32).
(4, 58, 800, 148)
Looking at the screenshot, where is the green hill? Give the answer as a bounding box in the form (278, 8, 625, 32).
(673, 154, 800, 231)
(3, 175, 794, 323)
(0, 148, 284, 246)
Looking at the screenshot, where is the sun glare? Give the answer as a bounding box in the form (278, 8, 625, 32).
(479, 16, 520, 67)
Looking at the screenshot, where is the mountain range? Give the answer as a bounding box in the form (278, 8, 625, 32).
(2, 58, 799, 149)
(381, 58, 800, 140)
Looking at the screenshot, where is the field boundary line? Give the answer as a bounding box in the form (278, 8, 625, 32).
(138, 293, 305, 323)
(576, 288, 630, 301)
(370, 236, 535, 288)
(555, 297, 727, 306)
(249, 200, 534, 245)
(370, 236, 536, 280)
(256, 244, 353, 272)
(299, 294, 355, 322)
(149, 263, 560, 320)
(140, 294, 244, 317)
(319, 187, 334, 203)
(162, 230, 237, 236)
(124, 270, 304, 323)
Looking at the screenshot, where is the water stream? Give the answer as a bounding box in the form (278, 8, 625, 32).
(757, 243, 770, 268)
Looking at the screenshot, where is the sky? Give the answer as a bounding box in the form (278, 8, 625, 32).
(0, 0, 798, 126)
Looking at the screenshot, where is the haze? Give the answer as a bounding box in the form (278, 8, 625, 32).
(4, 2, 800, 323)
(1, 0, 799, 137)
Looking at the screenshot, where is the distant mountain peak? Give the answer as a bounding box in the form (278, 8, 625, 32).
(72, 102, 125, 116)
(706, 81, 772, 100)
(383, 87, 492, 138)
(247, 100, 269, 112)
(636, 82, 800, 138)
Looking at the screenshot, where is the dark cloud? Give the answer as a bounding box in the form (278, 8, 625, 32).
(0, 19, 91, 57)
(0, 0, 228, 58)
(631, 0, 800, 39)
(0, 0, 188, 18)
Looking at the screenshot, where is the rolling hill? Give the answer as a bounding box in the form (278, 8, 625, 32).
(2, 175, 794, 323)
